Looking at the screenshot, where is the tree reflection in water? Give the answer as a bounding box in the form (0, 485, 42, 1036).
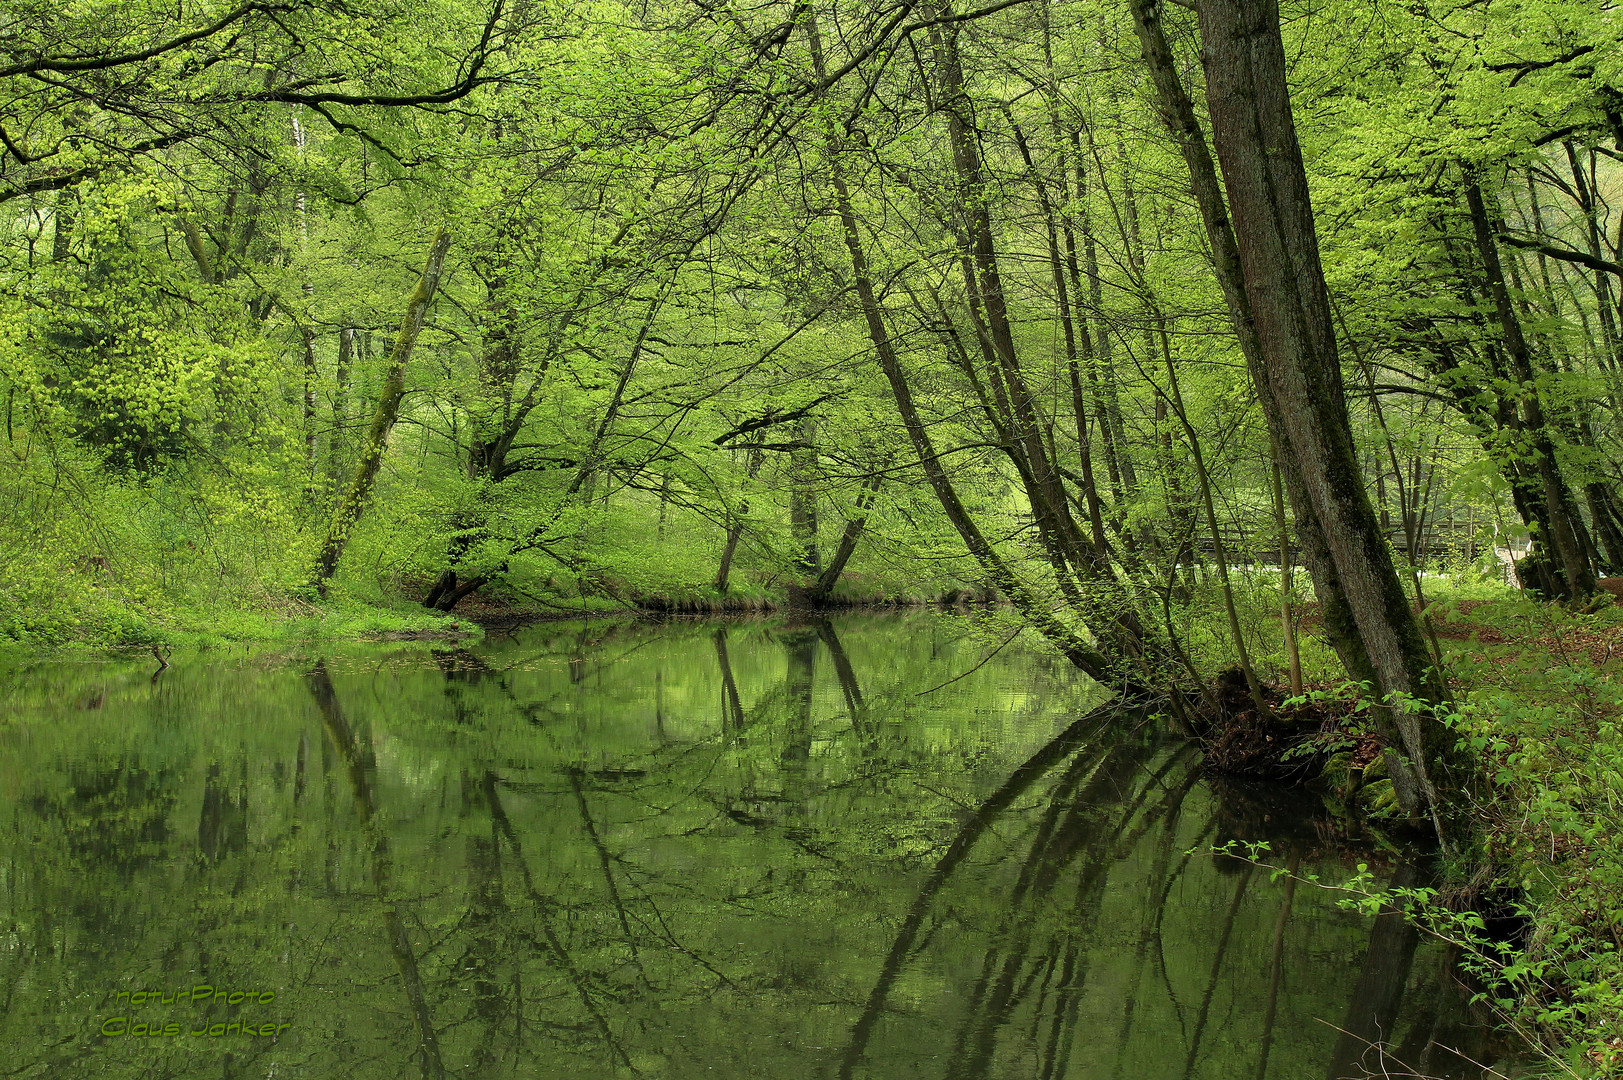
(0, 612, 1515, 1079)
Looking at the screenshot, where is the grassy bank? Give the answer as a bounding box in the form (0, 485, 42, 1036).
(1423, 591, 1623, 1076)
(1196, 576, 1623, 1077)
(0, 548, 992, 649)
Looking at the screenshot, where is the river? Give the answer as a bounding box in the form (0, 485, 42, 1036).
(0, 610, 1516, 1078)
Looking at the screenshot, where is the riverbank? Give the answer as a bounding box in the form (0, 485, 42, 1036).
(0, 592, 484, 651)
(1214, 582, 1623, 1076)
(1422, 592, 1623, 1075)
(0, 569, 1001, 650)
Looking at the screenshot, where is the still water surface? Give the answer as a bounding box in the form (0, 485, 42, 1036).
(2, 612, 1512, 1078)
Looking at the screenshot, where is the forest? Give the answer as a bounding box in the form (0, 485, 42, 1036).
(2, 0, 1623, 1075)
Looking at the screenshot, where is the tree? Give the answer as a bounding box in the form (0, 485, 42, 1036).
(1127, 0, 1460, 836)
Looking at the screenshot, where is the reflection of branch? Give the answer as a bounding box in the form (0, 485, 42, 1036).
(837, 704, 1119, 1079)
(1253, 852, 1299, 1080)
(911, 626, 1024, 697)
(484, 777, 639, 1074)
(307, 662, 448, 1080)
(613, 864, 742, 992)
(952, 747, 1200, 1078)
(569, 768, 643, 977)
(1179, 867, 1253, 1080)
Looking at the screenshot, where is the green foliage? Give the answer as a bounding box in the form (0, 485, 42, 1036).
(4, 0, 1623, 1066)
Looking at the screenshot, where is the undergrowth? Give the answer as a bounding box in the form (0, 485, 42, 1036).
(1219, 583, 1623, 1077)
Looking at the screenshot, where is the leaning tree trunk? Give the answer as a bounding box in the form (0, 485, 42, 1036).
(1132, 0, 1461, 840)
(1462, 175, 1596, 600)
(809, 470, 885, 604)
(1126, 0, 1379, 703)
(715, 446, 763, 594)
(312, 229, 451, 596)
(785, 415, 822, 608)
(803, 9, 1128, 688)
(1193, 0, 1455, 836)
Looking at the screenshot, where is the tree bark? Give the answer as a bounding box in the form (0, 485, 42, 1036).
(715, 446, 763, 594)
(312, 229, 451, 596)
(1132, 0, 1460, 837)
(1462, 175, 1596, 599)
(52, 190, 76, 263)
(785, 415, 821, 607)
(1194, 0, 1453, 832)
(810, 470, 884, 603)
(327, 325, 354, 493)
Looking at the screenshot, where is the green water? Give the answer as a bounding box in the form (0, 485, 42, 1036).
(1, 612, 1511, 1079)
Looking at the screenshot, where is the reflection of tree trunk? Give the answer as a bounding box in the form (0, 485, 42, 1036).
(294, 730, 308, 809)
(714, 628, 745, 736)
(481, 773, 636, 1071)
(463, 770, 505, 1078)
(1179, 867, 1254, 1079)
(948, 740, 1189, 1080)
(1253, 852, 1299, 1080)
(307, 661, 448, 1080)
(1326, 861, 1423, 1080)
(1039, 748, 1191, 1080)
(569, 768, 641, 970)
(836, 704, 1120, 1080)
(1109, 758, 1206, 1080)
(1406, 948, 1491, 1079)
(198, 759, 247, 864)
(814, 619, 864, 723)
(322, 725, 339, 895)
(780, 630, 817, 795)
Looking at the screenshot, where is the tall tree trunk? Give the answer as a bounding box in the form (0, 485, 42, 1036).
(327, 325, 354, 493)
(313, 229, 451, 596)
(308, 662, 448, 1079)
(803, 11, 1128, 687)
(299, 323, 319, 481)
(52, 190, 76, 263)
(1009, 104, 1111, 553)
(1132, 0, 1460, 837)
(1271, 444, 1304, 696)
(1195, 0, 1453, 833)
(1462, 175, 1595, 600)
(930, 13, 1152, 660)
(1125, 0, 1372, 707)
(715, 446, 763, 594)
(810, 470, 884, 603)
